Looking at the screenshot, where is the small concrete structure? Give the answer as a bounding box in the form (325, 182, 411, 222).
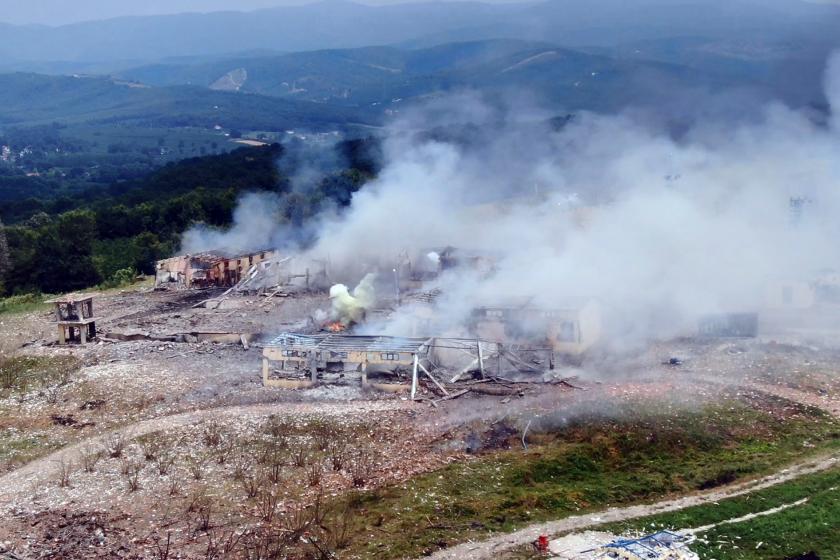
(49, 295, 96, 344)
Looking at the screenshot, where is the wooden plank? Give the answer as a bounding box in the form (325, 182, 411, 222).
(450, 358, 478, 383)
(261, 287, 284, 307)
(418, 362, 449, 396)
(434, 389, 470, 403)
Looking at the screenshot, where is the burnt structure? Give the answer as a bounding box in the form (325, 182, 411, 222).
(155, 249, 275, 289)
(262, 333, 436, 395)
(470, 297, 602, 358)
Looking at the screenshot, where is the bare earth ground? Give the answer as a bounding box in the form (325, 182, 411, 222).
(0, 286, 838, 558)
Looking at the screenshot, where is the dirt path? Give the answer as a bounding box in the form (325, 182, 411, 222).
(426, 452, 839, 559)
(685, 496, 810, 535)
(0, 400, 404, 508)
(749, 381, 840, 417)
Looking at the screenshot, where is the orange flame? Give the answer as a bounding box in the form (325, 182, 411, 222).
(325, 321, 346, 333)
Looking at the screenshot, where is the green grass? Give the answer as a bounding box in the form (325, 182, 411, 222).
(0, 431, 61, 474)
(0, 355, 81, 395)
(693, 482, 839, 559)
(602, 467, 840, 560)
(0, 293, 50, 315)
(0, 355, 83, 472)
(333, 397, 840, 559)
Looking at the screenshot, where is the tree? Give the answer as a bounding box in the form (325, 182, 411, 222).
(0, 218, 10, 294)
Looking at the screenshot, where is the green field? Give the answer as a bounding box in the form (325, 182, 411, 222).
(330, 395, 839, 559)
(603, 467, 840, 560)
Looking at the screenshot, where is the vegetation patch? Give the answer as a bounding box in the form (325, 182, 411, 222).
(332, 396, 839, 559)
(602, 467, 840, 560)
(0, 430, 62, 474)
(0, 293, 49, 315)
(0, 355, 81, 396)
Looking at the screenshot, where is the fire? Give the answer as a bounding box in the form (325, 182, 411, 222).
(325, 321, 346, 333)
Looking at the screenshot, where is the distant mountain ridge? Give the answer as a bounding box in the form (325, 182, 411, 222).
(0, 0, 838, 64)
(113, 37, 822, 111)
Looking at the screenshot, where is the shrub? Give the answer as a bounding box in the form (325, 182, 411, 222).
(103, 432, 127, 458)
(80, 445, 103, 473)
(99, 268, 137, 290)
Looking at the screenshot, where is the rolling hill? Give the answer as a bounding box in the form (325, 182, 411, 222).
(113, 39, 776, 113)
(0, 73, 372, 130)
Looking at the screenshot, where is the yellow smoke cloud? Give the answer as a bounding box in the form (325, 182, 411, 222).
(329, 273, 377, 325)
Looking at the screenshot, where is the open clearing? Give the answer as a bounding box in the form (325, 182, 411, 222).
(0, 285, 838, 558)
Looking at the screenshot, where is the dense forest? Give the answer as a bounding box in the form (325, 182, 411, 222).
(0, 137, 381, 296)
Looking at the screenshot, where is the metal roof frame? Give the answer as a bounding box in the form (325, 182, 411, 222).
(265, 333, 431, 354)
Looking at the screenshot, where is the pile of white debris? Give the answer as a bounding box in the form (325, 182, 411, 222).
(550, 530, 699, 560)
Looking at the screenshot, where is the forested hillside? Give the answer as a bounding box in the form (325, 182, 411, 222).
(0, 138, 380, 295)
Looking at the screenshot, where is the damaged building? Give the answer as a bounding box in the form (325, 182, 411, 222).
(469, 297, 602, 358)
(261, 333, 517, 397)
(155, 249, 276, 289)
(262, 333, 437, 393)
(398, 247, 499, 289)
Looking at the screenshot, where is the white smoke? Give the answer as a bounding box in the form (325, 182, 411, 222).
(300, 52, 840, 345)
(180, 191, 285, 255)
(183, 52, 840, 349)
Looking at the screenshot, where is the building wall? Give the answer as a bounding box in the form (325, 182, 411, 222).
(212, 250, 276, 286)
(155, 256, 191, 286)
(472, 301, 602, 356)
(156, 250, 276, 288)
(550, 301, 602, 355)
(765, 282, 815, 309)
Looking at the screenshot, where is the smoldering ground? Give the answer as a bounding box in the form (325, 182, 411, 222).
(183, 52, 840, 350)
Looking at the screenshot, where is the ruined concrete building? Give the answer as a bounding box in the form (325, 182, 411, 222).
(470, 297, 602, 358)
(262, 333, 436, 394)
(155, 249, 275, 289)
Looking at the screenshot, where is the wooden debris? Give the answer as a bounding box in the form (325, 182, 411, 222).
(434, 389, 470, 404)
(470, 384, 519, 397)
(418, 362, 448, 396)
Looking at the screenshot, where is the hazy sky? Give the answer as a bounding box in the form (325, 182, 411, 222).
(2, 0, 837, 26)
(0, 0, 525, 26)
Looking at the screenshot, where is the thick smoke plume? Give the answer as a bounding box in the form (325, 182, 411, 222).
(180, 192, 286, 255)
(182, 52, 840, 349)
(180, 135, 348, 256)
(300, 52, 840, 345)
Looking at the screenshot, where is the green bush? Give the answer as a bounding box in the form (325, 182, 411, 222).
(99, 267, 137, 290)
